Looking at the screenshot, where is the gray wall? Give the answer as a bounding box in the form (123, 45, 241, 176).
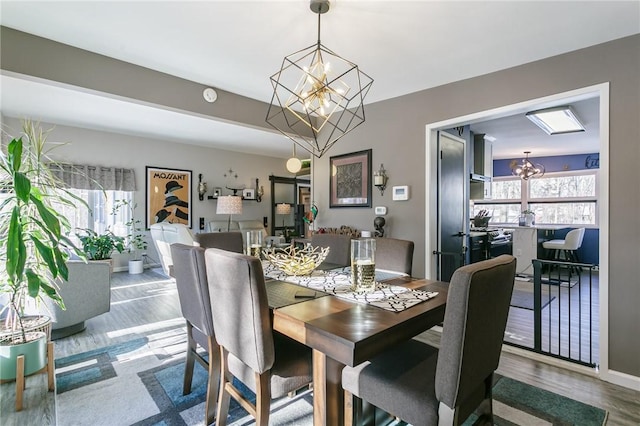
(2, 27, 638, 378)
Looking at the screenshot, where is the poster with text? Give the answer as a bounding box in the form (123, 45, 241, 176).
(146, 166, 192, 229)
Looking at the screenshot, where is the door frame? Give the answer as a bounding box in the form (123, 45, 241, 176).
(424, 83, 610, 382)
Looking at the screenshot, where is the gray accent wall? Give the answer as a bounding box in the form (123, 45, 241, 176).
(1, 26, 638, 378)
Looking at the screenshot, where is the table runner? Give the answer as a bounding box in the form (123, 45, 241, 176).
(262, 262, 438, 312)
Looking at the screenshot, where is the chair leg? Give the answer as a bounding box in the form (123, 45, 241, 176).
(255, 371, 271, 426)
(183, 323, 196, 395)
(216, 348, 232, 426)
(205, 336, 220, 425)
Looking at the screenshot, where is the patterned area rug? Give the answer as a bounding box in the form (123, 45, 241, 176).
(55, 332, 607, 426)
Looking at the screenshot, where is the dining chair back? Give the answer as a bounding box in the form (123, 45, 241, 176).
(170, 243, 219, 425)
(311, 233, 352, 267)
(341, 255, 517, 426)
(194, 231, 243, 253)
(204, 248, 312, 426)
(374, 237, 415, 275)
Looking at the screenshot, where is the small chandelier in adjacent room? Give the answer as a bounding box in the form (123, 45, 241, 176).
(512, 151, 545, 180)
(266, 0, 373, 158)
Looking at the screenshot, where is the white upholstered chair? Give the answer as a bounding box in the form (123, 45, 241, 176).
(149, 223, 195, 276)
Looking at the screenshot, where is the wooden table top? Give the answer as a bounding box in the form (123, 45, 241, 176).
(272, 277, 448, 367)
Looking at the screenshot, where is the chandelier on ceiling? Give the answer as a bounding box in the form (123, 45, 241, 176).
(512, 151, 545, 180)
(265, 0, 373, 158)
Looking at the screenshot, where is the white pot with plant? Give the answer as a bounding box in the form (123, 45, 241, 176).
(0, 122, 85, 387)
(112, 199, 148, 274)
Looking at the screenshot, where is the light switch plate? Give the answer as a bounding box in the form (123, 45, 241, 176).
(374, 206, 387, 215)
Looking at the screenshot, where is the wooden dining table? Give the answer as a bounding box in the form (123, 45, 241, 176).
(269, 275, 448, 426)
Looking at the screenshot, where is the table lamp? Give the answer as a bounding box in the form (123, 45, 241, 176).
(216, 195, 242, 231)
(276, 203, 292, 238)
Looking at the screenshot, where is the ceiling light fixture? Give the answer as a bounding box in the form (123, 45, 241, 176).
(526, 106, 585, 135)
(286, 143, 303, 173)
(266, 0, 373, 158)
(512, 151, 545, 180)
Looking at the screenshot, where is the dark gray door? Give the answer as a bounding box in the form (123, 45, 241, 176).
(437, 131, 466, 281)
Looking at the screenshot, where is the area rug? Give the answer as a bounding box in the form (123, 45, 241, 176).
(510, 279, 555, 310)
(55, 333, 607, 426)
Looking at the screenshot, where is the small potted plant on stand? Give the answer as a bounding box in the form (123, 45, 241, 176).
(77, 229, 125, 273)
(112, 199, 147, 274)
(0, 122, 85, 409)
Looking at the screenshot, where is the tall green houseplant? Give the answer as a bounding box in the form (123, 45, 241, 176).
(0, 121, 85, 345)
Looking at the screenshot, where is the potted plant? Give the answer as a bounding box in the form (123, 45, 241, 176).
(522, 209, 536, 226)
(0, 121, 85, 385)
(77, 228, 125, 272)
(112, 199, 148, 274)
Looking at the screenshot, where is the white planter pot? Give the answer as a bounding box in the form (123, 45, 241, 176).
(128, 260, 144, 274)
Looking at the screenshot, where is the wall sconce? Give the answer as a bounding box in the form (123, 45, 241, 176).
(198, 173, 207, 201)
(374, 164, 388, 195)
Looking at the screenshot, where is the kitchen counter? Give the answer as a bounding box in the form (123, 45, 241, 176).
(511, 226, 570, 274)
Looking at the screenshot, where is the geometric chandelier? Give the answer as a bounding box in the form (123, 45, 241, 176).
(266, 0, 374, 158)
(511, 151, 545, 180)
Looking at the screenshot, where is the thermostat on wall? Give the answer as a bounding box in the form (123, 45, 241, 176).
(392, 185, 410, 201)
(374, 206, 387, 215)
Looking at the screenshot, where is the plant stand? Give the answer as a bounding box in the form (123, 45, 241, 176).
(13, 341, 55, 411)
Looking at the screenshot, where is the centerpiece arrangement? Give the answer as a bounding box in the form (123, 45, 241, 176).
(264, 245, 329, 276)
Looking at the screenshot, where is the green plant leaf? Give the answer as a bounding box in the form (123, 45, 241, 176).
(54, 248, 70, 281)
(6, 206, 26, 284)
(32, 235, 58, 278)
(7, 137, 23, 172)
(40, 281, 64, 308)
(30, 193, 61, 238)
(25, 269, 42, 299)
(13, 171, 31, 203)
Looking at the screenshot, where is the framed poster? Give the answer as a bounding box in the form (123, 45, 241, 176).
(329, 149, 372, 208)
(146, 166, 192, 228)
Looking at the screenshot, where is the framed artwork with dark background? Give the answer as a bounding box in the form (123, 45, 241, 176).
(329, 149, 372, 208)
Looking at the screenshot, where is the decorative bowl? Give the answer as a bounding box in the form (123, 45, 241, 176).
(264, 245, 330, 276)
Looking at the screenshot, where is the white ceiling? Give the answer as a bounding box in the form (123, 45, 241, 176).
(1, 1, 638, 159)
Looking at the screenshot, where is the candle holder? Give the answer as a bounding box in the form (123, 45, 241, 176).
(373, 164, 388, 195)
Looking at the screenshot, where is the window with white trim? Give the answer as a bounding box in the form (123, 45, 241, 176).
(473, 170, 598, 226)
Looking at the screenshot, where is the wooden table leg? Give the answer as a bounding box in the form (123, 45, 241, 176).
(15, 355, 25, 411)
(313, 349, 345, 426)
(47, 342, 55, 391)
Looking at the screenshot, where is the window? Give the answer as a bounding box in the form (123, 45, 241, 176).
(473, 170, 598, 226)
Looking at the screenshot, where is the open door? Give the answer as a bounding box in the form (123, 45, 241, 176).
(437, 131, 467, 281)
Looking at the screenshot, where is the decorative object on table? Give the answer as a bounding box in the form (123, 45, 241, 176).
(246, 230, 264, 258)
(265, 0, 373, 158)
(145, 166, 192, 228)
(112, 199, 148, 274)
(303, 203, 318, 224)
(329, 149, 372, 208)
(511, 151, 545, 180)
(216, 195, 243, 232)
(373, 163, 388, 195)
(242, 188, 255, 200)
(0, 121, 84, 406)
(255, 178, 263, 202)
(264, 244, 330, 276)
(286, 143, 302, 173)
(520, 209, 536, 227)
(197, 173, 207, 201)
(351, 238, 377, 293)
(374, 216, 386, 237)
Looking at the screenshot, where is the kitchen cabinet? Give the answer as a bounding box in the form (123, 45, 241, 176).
(470, 134, 493, 200)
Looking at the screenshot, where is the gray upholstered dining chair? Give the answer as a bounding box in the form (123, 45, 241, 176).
(170, 243, 220, 425)
(374, 237, 415, 275)
(204, 248, 313, 426)
(311, 233, 352, 267)
(341, 255, 517, 426)
(194, 231, 244, 253)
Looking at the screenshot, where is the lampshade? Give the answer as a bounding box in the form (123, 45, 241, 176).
(216, 195, 243, 215)
(526, 106, 585, 135)
(512, 151, 545, 180)
(276, 203, 292, 215)
(286, 143, 303, 173)
(265, 0, 373, 158)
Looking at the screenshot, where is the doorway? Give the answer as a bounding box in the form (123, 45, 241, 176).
(424, 83, 609, 377)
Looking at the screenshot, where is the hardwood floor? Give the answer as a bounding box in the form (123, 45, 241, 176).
(2, 267, 638, 425)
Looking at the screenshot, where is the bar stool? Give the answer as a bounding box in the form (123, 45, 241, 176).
(542, 228, 585, 273)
